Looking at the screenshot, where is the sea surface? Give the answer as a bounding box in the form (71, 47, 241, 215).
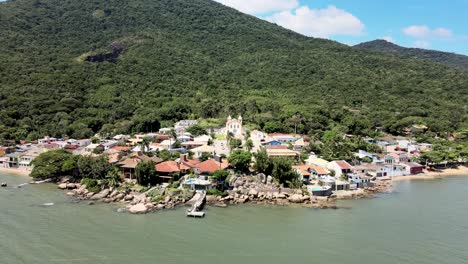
(1, 172, 468, 264)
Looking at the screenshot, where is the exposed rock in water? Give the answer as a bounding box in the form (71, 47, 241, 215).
(129, 203, 148, 214)
(58, 183, 68, 190)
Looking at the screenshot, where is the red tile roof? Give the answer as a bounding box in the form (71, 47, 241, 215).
(335, 160, 353, 170)
(196, 159, 229, 174)
(156, 161, 181, 173)
(112, 146, 132, 152)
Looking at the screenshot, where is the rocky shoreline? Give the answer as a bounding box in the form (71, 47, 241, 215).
(56, 175, 393, 214)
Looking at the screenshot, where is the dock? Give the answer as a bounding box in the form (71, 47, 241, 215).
(186, 190, 206, 218)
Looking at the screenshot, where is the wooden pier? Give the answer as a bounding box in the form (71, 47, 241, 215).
(186, 190, 206, 218)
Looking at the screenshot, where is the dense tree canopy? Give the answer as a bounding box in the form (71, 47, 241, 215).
(0, 0, 467, 143)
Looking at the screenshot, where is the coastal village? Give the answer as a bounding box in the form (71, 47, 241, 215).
(0, 115, 437, 214)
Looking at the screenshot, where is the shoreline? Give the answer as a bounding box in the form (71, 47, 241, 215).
(0, 167, 31, 177)
(393, 166, 468, 181)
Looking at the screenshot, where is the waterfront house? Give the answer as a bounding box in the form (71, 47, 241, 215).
(194, 159, 229, 175)
(18, 149, 44, 171)
(328, 160, 353, 178)
(292, 165, 312, 183)
(307, 156, 330, 168)
(155, 161, 189, 182)
(401, 162, 424, 175)
(117, 154, 162, 179)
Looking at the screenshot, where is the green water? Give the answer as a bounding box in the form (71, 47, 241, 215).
(1, 172, 468, 264)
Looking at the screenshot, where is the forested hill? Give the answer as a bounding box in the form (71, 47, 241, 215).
(355, 39, 468, 70)
(0, 0, 467, 142)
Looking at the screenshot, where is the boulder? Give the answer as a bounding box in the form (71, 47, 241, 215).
(124, 194, 134, 201)
(266, 175, 273, 184)
(156, 204, 165, 210)
(66, 183, 76, 189)
(214, 203, 228, 208)
(66, 191, 75, 196)
(57, 183, 68, 190)
(86, 192, 95, 198)
(206, 195, 217, 203)
(129, 203, 148, 214)
(164, 196, 171, 204)
(288, 194, 306, 203)
(109, 190, 119, 198)
(114, 193, 125, 201)
(144, 203, 154, 209)
(91, 189, 111, 200)
(248, 189, 259, 198)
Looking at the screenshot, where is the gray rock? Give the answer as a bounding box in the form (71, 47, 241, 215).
(91, 189, 111, 200)
(129, 203, 148, 214)
(66, 183, 76, 189)
(156, 204, 165, 210)
(248, 189, 259, 198)
(114, 193, 125, 201)
(124, 194, 134, 201)
(66, 191, 75, 196)
(288, 194, 306, 203)
(109, 190, 119, 198)
(266, 175, 273, 184)
(58, 183, 68, 190)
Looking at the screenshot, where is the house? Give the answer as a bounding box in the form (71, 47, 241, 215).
(84, 144, 104, 154)
(159, 140, 174, 150)
(177, 134, 193, 142)
(76, 139, 92, 147)
(181, 141, 207, 150)
(18, 149, 44, 171)
(101, 140, 118, 150)
(194, 159, 229, 175)
(193, 135, 211, 143)
(268, 133, 300, 144)
(292, 138, 307, 151)
(5, 152, 22, 168)
(111, 146, 132, 154)
(402, 162, 425, 175)
(155, 161, 191, 182)
(292, 165, 312, 183)
(225, 115, 243, 138)
(328, 160, 353, 178)
(38, 136, 57, 144)
(307, 156, 330, 168)
(191, 145, 215, 159)
(183, 178, 212, 191)
(0, 156, 9, 168)
(175, 120, 198, 135)
(250, 130, 266, 141)
(266, 148, 299, 159)
(117, 154, 162, 179)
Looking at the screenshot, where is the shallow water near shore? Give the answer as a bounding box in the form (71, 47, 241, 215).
(1, 172, 468, 264)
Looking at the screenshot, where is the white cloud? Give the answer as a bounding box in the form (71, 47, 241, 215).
(382, 36, 394, 43)
(433, 27, 453, 38)
(214, 0, 299, 15)
(267, 6, 365, 38)
(413, 40, 430, 49)
(402, 25, 430, 38)
(403, 25, 453, 39)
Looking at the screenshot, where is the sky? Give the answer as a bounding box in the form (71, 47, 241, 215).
(214, 0, 468, 55)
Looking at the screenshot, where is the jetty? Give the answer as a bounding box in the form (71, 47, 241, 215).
(186, 190, 206, 218)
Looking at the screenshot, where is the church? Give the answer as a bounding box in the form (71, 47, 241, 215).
(225, 115, 243, 138)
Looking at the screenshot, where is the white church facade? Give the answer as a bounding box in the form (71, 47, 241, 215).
(225, 115, 243, 138)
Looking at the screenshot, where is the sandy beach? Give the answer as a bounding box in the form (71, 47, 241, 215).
(0, 167, 31, 176)
(393, 165, 468, 181)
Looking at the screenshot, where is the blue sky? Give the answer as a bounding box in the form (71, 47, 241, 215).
(215, 0, 468, 55)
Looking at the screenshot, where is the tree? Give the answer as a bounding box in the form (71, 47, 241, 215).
(135, 160, 157, 186)
(253, 148, 273, 175)
(186, 125, 207, 136)
(271, 157, 298, 187)
(30, 150, 74, 179)
(211, 169, 229, 182)
(104, 167, 121, 188)
(200, 152, 213, 162)
(244, 139, 254, 152)
(77, 155, 112, 179)
(229, 138, 242, 151)
(228, 150, 252, 173)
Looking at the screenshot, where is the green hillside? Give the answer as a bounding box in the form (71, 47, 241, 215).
(0, 0, 467, 142)
(355, 39, 468, 70)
